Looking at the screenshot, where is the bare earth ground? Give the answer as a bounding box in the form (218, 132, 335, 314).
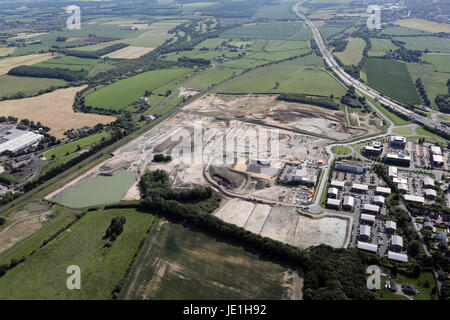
(184, 94, 368, 140)
(0, 53, 53, 75)
(0, 86, 116, 138)
(103, 46, 154, 59)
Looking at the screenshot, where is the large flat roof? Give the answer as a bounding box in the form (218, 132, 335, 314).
(352, 183, 368, 191)
(363, 204, 380, 213)
(331, 180, 345, 188)
(388, 251, 408, 262)
(361, 213, 376, 222)
(357, 241, 378, 252)
(376, 186, 391, 194)
(327, 198, 341, 206)
(404, 194, 425, 203)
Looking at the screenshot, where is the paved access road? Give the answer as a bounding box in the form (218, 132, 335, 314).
(292, 2, 450, 136)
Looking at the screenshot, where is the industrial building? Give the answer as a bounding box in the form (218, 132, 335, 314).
(0, 128, 43, 154)
(393, 177, 408, 184)
(375, 186, 391, 196)
(289, 162, 318, 185)
(343, 195, 354, 210)
(386, 221, 396, 234)
(390, 235, 403, 252)
(431, 146, 442, 156)
(387, 251, 408, 263)
(327, 198, 341, 209)
(328, 187, 339, 198)
(360, 213, 376, 225)
(357, 241, 378, 253)
(389, 136, 406, 149)
(432, 154, 444, 167)
(359, 225, 371, 242)
(423, 176, 435, 188)
(404, 194, 425, 204)
(363, 203, 380, 214)
(351, 183, 368, 193)
(384, 153, 411, 166)
(334, 160, 368, 174)
(330, 180, 345, 189)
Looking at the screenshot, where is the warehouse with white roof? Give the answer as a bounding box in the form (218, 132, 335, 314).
(0, 128, 43, 154)
(357, 241, 377, 253)
(388, 251, 408, 262)
(363, 203, 380, 214)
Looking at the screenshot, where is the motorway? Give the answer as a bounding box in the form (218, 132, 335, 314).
(292, 2, 450, 136)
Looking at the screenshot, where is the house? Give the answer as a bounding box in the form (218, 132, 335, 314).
(389, 136, 406, 149)
(359, 225, 371, 242)
(335, 160, 368, 174)
(343, 195, 355, 210)
(360, 213, 376, 225)
(138, 96, 150, 105)
(373, 195, 385, 206)
(363, 203, 380, 214)
(436, 232, 448, 250)
(386, 221, 396, 234)
(425, 189, 437, 200)
(422, 221, 434, 231)
(401, 284, 418, 295)
(328, 187, 339, 198)
(391, 235, 403, 252)
(327, 198, 341, 209)
(388, 251, 408, 263)
(376, 186, 391, 196)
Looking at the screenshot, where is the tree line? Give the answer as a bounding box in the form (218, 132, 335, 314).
(8, 65, 88, 82)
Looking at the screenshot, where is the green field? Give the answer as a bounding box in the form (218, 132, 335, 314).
(319, 26, 349, 40)
(214, 55, 346, 97)
(264, 40, 309, 52)
(392, 127, 412, 135)
(44, 133, 109, 159)
(331, 145, 352, 155)
(85, 68, 191, 110)
(120, 219, 297, 300)
(415, 127, 446, 140)
(253, 3, 296, 19)
(0, 75, 67, 98)
(34, 56, 100, 71)
(368, 38, 398, 57)
(396, 272, 438, 300)
(367, 96, 412, 126)
(221, 21, 312, 40)
(393, 36, 450, 53)
(334, 37, 365, 65)
(248, 48, 310, 61)
(53, 170, 137, 208)
(363, 58, 421, 105)
(406, 62, 449, 109)
(421, 54, 450, 73)
(184, 67, 244, 90)
(380, 26, 431, 36)
(0, 208, 154, 299)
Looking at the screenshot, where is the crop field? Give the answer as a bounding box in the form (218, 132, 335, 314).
(421, 54, 450, 73)
(214, 55, 346, 97)
(248, 48, 310, 61)
(34, 56, 100, 71)
(0, 47, 14, 57)
(393, 36, 450, 53)
(44, 133, 110, 160)
(162, 49, 240, 62)
(319, 26, 349, 39)
(53, 170, 137, 208)
(253, 3, 296, 19)
(221, 22, 312, 41)
(363, 58, 421, 105)
(395, 18, 450, 33)
(380, 26, 430, 36)
(406, 62, 449, 109)
(368, 38, 398, 57)
(334, 37, 365, 65)
(0, 75, 66, 98)
(0, 208, 154, 299)
(85, 68, 192, 110)
(264, 40, 309, 51)
(0, 86, 115, 138)
(102, 46, 154, 59)
(120, 219, 302, 300)
(0, 53, 53, 75)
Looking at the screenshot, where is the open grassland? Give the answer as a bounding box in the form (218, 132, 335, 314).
(331, 145, 352, 155)
(0, 53, 53, 75)
(264, 40, 309, 51)
(393, 36, 450, 53)
(162, 49, 240, 62)
(395, 18, 450, 33)
(392, 127, 412, 135)
(421, 54, 450, 73)
(248, 48, 310, 61)
(0, 47, 15, 57)
(0, 86, 115, 138)
(406, 62, 449, 109)
(0, 75, 66, 98)
(415, 127, 446, 140)
(253, 3, 296, 19)
(0, 208, 155, 299)
(319, 26, 349, 40)
(363, 58, 421, 105)
(221, 22, 312, 40)
(0, 205, 79, 264)
(34, 56, 100, 71)
(214, 54, 346, 97)
(367, 96, 412, 125)
(85, 68, 192, 110)
(120, 219, 301, 300)
(44, 133, 110, 159)
(368, 38, 398, 57)
(380, 26, 430, 36)
(184, 67, 244, 90)
(334, 37, 365, 65)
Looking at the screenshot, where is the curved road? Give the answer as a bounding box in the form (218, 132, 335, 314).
(292, 2, 450, 135)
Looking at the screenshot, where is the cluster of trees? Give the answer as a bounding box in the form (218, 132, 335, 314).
(177, 57, 210, 66)
(340, 87, 371, 112)
(153, 154, 172, 163)
(420, 123, 450, 141)
(22, 130, 126, 192)
(276, 93, 340, 110)
(435, 79, 450, 113)
(382, 103, 412, 122)
(330, 39, 348, 52)
(56, 43, 129, 59)
(139, 169, 376, 300)
(104, 216, 126, 241)
(415, 79, 430, 106)
(383, 47, 422, 63)
(8, 65, 88, 82)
